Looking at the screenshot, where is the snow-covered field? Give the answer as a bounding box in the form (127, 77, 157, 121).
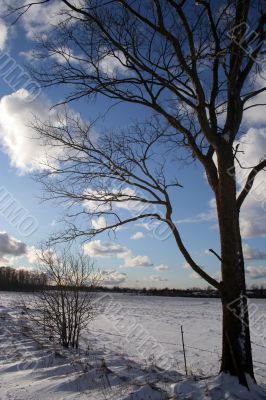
(0, 292, 266, 399)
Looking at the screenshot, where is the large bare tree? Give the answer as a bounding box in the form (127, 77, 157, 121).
(10, 0, 266, 387)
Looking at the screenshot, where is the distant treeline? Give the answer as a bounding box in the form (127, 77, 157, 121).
(0, 266, 47, 291)
(1, 267, 266, 298)
(93, 285, 266, 299)
(94, 285, 221, 298)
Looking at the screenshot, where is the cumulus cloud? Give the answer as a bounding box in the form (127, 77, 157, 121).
(243, 244, 266, 261)
(20, 1, 67, 40)
(208, 127, 266, 238)
(20, 47, 76, 65)
(83, 240, 127, 258)
(0, 0, 69, 41)
(100, 270, 127, 286)
(154, 264, 169, 272)
(83, 187, 143, 214)
(20, 44, 127, 78)
(15, 1, 128, 75)
(98, 50, 128, 77)
(119, 251, 153, 268)
(0, 89, 66, 173)
(83, 189, 112, 213)
(183, 125, 266, 240)
(246, 266, 266, 279)
(26, 246, 40, 264)
(243, 70, 266, 125)
(130, 232, 145, 240)
(236, 128, 266, 238)
(26, 245, 55, 265)
(0, 19, 8, 50)
(173, 127, 265, 240)
(49, 47, 80, 65)
(91, 216, 107, 230)
(240, 219, 266, 239)
(205, 244, 266, 262)
(83, 239, 152, 268)
(0, 232, 27, 257)
(1, 0, 128, 77)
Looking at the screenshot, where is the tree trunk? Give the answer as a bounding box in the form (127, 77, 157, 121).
(216, 146, 255, 386)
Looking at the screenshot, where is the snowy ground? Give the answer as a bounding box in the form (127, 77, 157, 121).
(0, 292, 266, 399)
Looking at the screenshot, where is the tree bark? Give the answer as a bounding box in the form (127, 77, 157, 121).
(216, 144, 255, 386)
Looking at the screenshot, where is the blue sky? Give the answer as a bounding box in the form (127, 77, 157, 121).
(0, 1, 266, 289)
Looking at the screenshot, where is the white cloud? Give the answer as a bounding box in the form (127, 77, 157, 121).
(190, 271, 202, 280)
(119, 251, 153, 268)
(154, 264, 169, 272)
(240, 219, 266, 238)
(20, 1, 67, 40)
(98, 50, 128, 77)
(150, 275, 168, 283)
(189, 266, 217, 281)
(172, 135, 266, 239)
(20, 39, 127, 77)
(100, 270, 127, 286)
(183, 261, 190, 269)
(26, 245, 56, 265)
(83, 240, 127, 258)
(130, 231, 144, 240)
(83, 187, 143, 214)
(91, 216, 107, 230)
(112, 187, 144, 212)
(83, 189, 112, 213)
(21, 48, 63, 63)
(83, 239, 153, 268)
(26, 246, 40, 264)
(246, 266, 266, 279)
(135, 220, 160, 231)
(49, 47, 79, 65)
(0, 257, 10, 266)
(0, 232, 26, 257)
(0, 0, 66, 41)
(14, 1, 128, 78)
(0, 89, 65, 173)
(175, 198, 217, 226)
(210, 127, 266, 238)
(0, 19, 8, 51)
(236, 128, 266, 238)
(19, 50, 36, 61)
(243, 243, 266, 261)
(244, 70, 266, 125)
(200, 125, 266, 239)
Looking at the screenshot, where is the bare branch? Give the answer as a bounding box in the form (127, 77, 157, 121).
(209, 248, 222, 262)
(236, 158, 266, 210)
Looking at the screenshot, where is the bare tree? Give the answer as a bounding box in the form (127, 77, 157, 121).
(29, 247, 99, 349)
(10, 0, 266, 386)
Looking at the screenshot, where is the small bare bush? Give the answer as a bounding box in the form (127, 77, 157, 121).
(28, 247, 100, 349)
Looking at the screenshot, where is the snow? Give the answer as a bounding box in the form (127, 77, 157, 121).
(172, 374, 266, 400)
(0, 292, 266, 399)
